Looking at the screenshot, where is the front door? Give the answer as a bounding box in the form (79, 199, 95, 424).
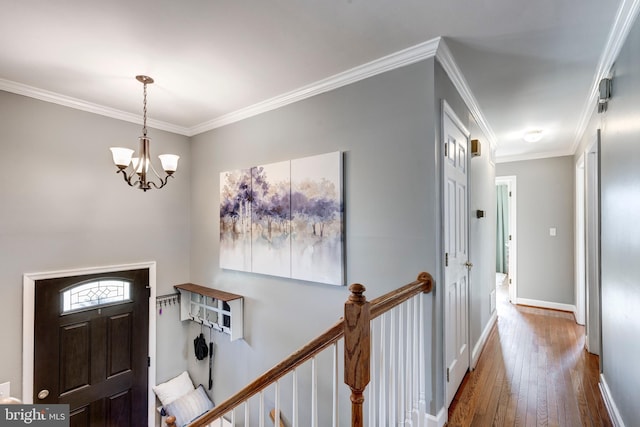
(442, 101, 470, 407)
(34, 269, 149, 426)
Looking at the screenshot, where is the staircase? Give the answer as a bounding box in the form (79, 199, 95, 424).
(187, 272, 434, 427)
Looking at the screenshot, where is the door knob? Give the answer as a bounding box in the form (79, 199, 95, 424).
(37, 389, 49, 400)
(464, 261, 473, 269)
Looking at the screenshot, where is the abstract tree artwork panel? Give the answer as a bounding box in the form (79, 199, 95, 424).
(219, 168, 252, 271)
(290, 152, 343, 285)
(219, 151, 344, 286)
(251, 161, 291, 278)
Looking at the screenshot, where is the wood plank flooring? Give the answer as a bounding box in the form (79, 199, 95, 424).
(447, 283, 611, 427)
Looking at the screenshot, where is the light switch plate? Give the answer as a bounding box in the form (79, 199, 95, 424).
(0, 381, 10, 398)
(549, 227, 557, 237)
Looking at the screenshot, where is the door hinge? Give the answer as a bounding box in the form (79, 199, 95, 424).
(509, 279, 512, 284)
(147, 357, 151, 368)
(509, 191, 512, 197)
(509, 235, 512, 241)
(445, 253, 449, 267)
(446, 368, 450, 382)
(146, 285, 151, 298)
(444, 142, 448, 157)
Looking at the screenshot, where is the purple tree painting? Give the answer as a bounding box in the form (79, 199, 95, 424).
(219, 151, 344, 285)
(219, 169, 252, 271)
(291, 152, 343, 284)
(250, 161, 291, 277)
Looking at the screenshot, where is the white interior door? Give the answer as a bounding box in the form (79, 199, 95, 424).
(442, 101, 470, 407)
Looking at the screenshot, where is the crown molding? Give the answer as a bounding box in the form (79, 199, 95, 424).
(0, 78, 191, 136)
(570, 0, 640, 154)
(435, 38, 498, 151)
(189, 37, 441, 135)
(1, 35, 497, 144)
(495, 147, 575, 164)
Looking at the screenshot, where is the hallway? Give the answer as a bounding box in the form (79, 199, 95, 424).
(447, 282, 611, 426)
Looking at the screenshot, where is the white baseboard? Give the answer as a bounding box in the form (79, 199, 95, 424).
(600, 374, 626, 427)
(425, 406, 446, 427)
(516, 297, 576, 313)
(471, 311, 497, 369)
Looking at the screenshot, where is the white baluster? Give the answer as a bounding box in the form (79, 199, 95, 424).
(412, 296, 420, 425)
(369, 317, 377, 425)
(311, 356, 318, 427)
(419, 294, 427, 426)
(398, 304, 405, 426)
(292, 368, 298, 427)
(275, 380, 280, 427)
(244, 401, 249, 427)
(259, 391, 264, 427)
(333, 343, 339, 427)
(389, 307, 396, 426)
(405, 299, 413, 425)
(379, 312, 387, 425)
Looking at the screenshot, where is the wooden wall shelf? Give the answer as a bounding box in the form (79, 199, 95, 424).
(174, 283, 244, 341)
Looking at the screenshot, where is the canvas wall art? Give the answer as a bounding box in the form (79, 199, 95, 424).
(219, 151, 344, 286)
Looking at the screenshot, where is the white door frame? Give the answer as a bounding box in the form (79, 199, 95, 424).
(441, 100, 471, 408)
(585, 131, 601, 356)
(495, 176, 517, 303)
(575, 155, 586, 325)
(23, 261, 157, 426)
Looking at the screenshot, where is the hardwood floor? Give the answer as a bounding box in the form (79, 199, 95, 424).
(447, 282, 611, 427)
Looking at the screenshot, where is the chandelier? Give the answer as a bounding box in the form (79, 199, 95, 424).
(110, 75, 179, 191)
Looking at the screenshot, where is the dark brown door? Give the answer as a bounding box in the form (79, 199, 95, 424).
(34, 269, 149, 426)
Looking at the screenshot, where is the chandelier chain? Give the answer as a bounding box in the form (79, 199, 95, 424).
(142, 82, 148, 137)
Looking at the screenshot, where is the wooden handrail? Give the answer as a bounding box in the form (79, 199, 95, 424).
(370, 271, 433, 319)
(186, 272, 434, 427)
(189, 320, 343, 425)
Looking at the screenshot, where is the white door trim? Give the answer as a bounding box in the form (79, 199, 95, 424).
(441, 99, 471, 409)
(23, 261, 157, 426)
(575, 155, 586, 325)
(585, 131, 601, 356)
(495, 176, 517, 303)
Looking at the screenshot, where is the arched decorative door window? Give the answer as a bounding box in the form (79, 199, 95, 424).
(61, 279, 131, 313)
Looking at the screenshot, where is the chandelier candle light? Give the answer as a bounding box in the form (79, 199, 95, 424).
(110, 75, 179, 191)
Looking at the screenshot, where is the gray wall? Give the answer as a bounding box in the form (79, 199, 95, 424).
(0, 54, 499, 421)
(574, 13, 640, 424)
(0, 91, 192, 397)
(468, 121, 497, 355)
(189, 58, 443, 420)
(496, 156, 574, 305)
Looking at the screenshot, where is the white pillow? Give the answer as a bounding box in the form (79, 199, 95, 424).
(153, 371, 195, 407)
(164, 385, 214, 427)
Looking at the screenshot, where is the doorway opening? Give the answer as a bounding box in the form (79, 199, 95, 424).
(495, 176, 517, 305)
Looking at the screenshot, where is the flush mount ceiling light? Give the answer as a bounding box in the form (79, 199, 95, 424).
(523, 129, 544, 143)
(110, 75, 179, 192)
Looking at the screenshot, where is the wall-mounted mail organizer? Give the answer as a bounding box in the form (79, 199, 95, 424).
(174, 283, 244, 341)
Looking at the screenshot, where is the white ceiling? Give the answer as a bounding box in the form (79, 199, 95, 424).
(0, 0, 631, 161)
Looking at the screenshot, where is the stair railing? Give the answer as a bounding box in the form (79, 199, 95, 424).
(186, 272, 433, 427)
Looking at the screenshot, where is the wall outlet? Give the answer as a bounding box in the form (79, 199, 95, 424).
(0, 381, 10, 398)
(549, 227, 557, 237)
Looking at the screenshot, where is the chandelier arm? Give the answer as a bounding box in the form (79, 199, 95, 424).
(148, 174, 173, 190)
(116, 169, 136, 187)
(144, 160, 168, 189)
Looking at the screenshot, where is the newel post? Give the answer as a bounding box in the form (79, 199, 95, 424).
(344, 283, 370, 427)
